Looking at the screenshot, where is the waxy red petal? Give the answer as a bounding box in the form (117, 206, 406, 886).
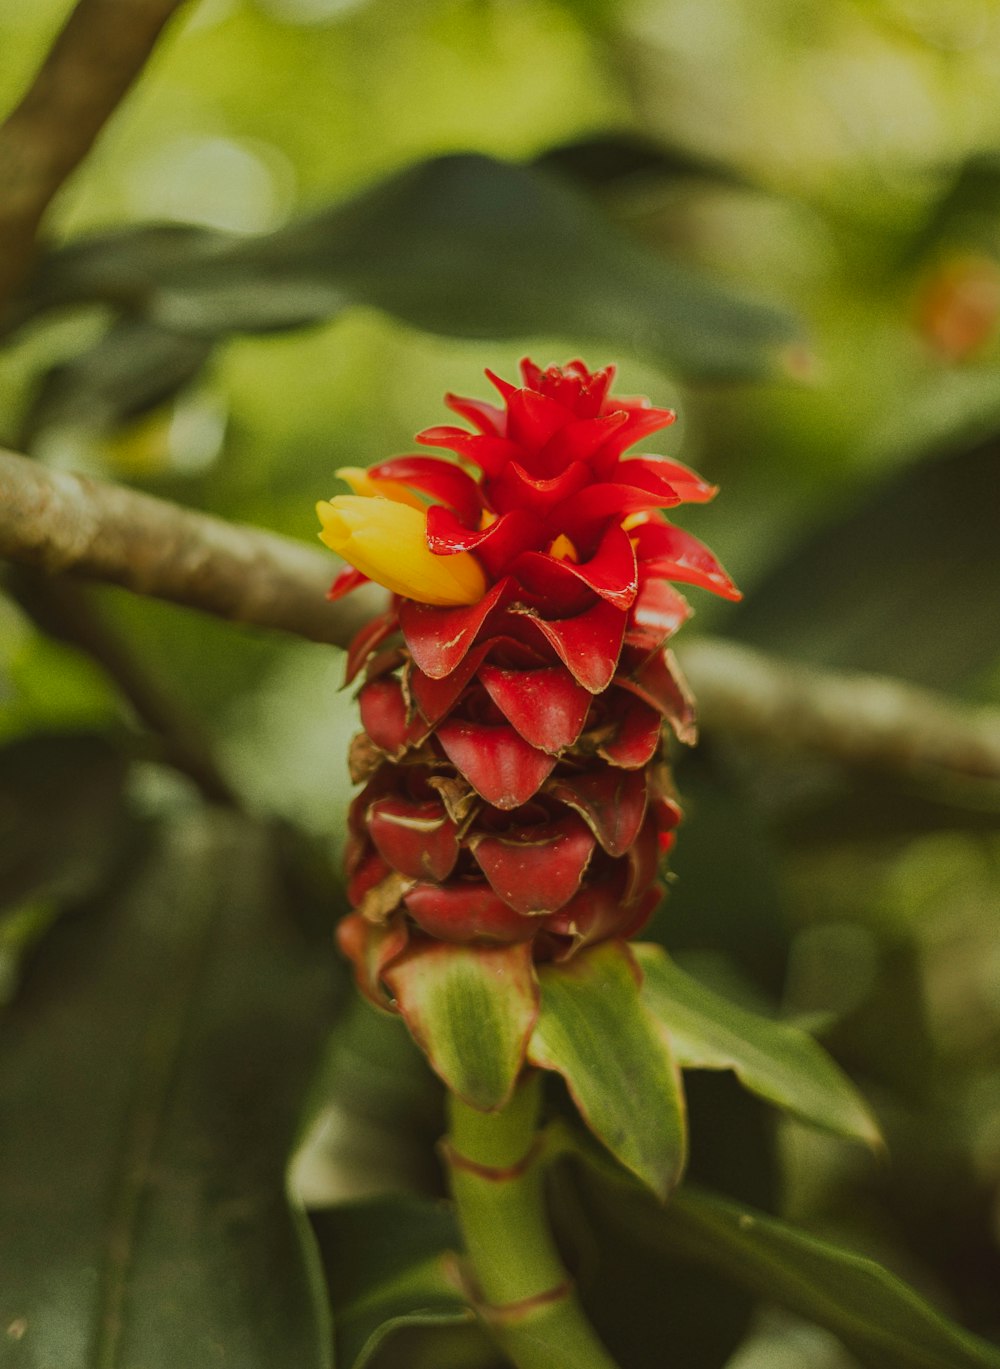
(436, 719, 557, 808)
(328, 565, 369, 602)
(545, 768, 648, 857)
(408, 643, 490, 725)
(478, 664, 591, 753)
(470, 814, 595, 915)
(367, 455, 483, 525)
(633, 521, 741, 601)
(513, 521, 638, 613)
(344, 606, 398, 685)
(597, 692, 663, 769)
(403, 882, 532, 943)
(626, 578, 692, 652)
(505, 388, 573, 450)
(626, 456, 716, 503)
(400, 577, 512, 679)
(368, 796, 460, 882)
(358, 677, 430, 756)
(426, 505, 544, 579)
(514, 597, 626, 693)
(337, 913, 409, 1010)
(620, 648, 697, 744)
(489, 458, 591, 519)
(417, 425, 521, 477)
(444, 391, 506, 435)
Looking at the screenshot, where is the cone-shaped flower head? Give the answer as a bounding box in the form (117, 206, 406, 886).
(319, 359, 740, 1014)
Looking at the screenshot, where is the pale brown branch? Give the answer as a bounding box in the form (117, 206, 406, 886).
(0, 446, 383, 645)
(0, 0, 187, 310)
(1, 446, 998, 790)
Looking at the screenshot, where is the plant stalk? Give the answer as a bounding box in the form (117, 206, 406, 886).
(444, 1074, 620, 1369)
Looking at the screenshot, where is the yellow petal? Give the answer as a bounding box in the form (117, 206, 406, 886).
(336, 466, 427, 511)
(317, 496, 486, 606)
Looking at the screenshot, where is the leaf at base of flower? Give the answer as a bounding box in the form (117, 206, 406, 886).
(632, 942, 882, 1150)
(527, 939, 686, 1200)
(384, 940, 539, 1112)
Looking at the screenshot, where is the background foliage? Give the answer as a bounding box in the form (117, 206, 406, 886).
(1, 1, 999, 1366)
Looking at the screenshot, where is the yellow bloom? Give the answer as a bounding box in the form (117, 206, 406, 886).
(317, 495, 486, 606)
(336, 466, 427, 510)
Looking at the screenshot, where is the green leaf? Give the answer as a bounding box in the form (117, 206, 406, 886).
(661, 1187, 1000, 1369)
(310, 1196, 471, 1369)
(634, 942, 881, 1149)
(727, 439, 1000, 692)
(384, 940, 538, 1112)
(17, 154, 803, 384)
(0, 731, 129, 914)
(528, 940, 686, 1199)
(0, 811, 346, 1369)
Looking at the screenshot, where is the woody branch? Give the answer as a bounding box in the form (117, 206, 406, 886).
(2, 446, 998, 791)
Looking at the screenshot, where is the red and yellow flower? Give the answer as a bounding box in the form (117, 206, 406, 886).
(318, 358, 739, 1016)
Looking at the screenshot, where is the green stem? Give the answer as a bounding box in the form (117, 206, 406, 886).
(444, 1074, 620, 1369)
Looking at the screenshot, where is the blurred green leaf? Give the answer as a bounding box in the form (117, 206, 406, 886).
(528, 940, 687, 1199)
(0, 810, 346, 1369)
(659, 1186, 1000, 1369)
(310, 1196, 470, 1369)
(0, 731, 129, 914)
(532, 130, 753, 193)
(15, 155, 802, 391)
(728, 439, 1000, 692)
(634, 942, 881, 1148)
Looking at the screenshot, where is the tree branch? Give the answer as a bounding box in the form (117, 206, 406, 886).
(0, 0, 188, 311)
(1, 447, 998, 790)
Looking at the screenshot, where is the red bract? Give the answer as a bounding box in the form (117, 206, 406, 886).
(324, 359, 739, 1010)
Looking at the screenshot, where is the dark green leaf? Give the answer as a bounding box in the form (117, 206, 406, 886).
(0, 811, 346, 1369)
(0, 731, 129, 913)
(310, 1196, 471, 1369)
(18, 155, 802, 383)
(659, 1187, 1000, 1369)
(728, 438, 1000, 691)
(532, 131, 754, 194)
(634, 942, 882, 1148)
(24, 320, 213, 440)
(528, 940, 686, 1198)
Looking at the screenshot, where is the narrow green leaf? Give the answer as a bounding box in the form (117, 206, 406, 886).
(528, 940, 686, 1199)
(663, 1187, 1000, 1369)
(0, 811, 345, 1369)
(310, 1196, 470, 1369)
(634, 942, 881, 1149)
(16, 154, 803, 384)
(384, 940, 538, 1112)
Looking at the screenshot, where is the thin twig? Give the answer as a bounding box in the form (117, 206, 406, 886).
(0, 0, 188, 311)
(1, 447, 998, 788)
(8, 567, 238, 806)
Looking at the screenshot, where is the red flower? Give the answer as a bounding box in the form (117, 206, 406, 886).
(318, 359, 739, 1010)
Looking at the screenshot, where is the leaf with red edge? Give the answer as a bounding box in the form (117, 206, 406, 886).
(528, 939, 686, 1198)
(469, 814, 596, 914)
(436, 720, 557, 809)
(515, 597, 626, 693)
(337, 912, 409, 1011)
(478, 663, 591, 753)
(400, 578, 512, 679)
(367, 455, 483, 525)
(545, 767, 648, 857)
(368, 797, 460, 882)
(384, 939, 539, 1111)
(403, 882, 530, 943)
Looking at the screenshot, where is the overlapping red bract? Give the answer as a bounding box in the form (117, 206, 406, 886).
(331, 359, 739, 1007)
